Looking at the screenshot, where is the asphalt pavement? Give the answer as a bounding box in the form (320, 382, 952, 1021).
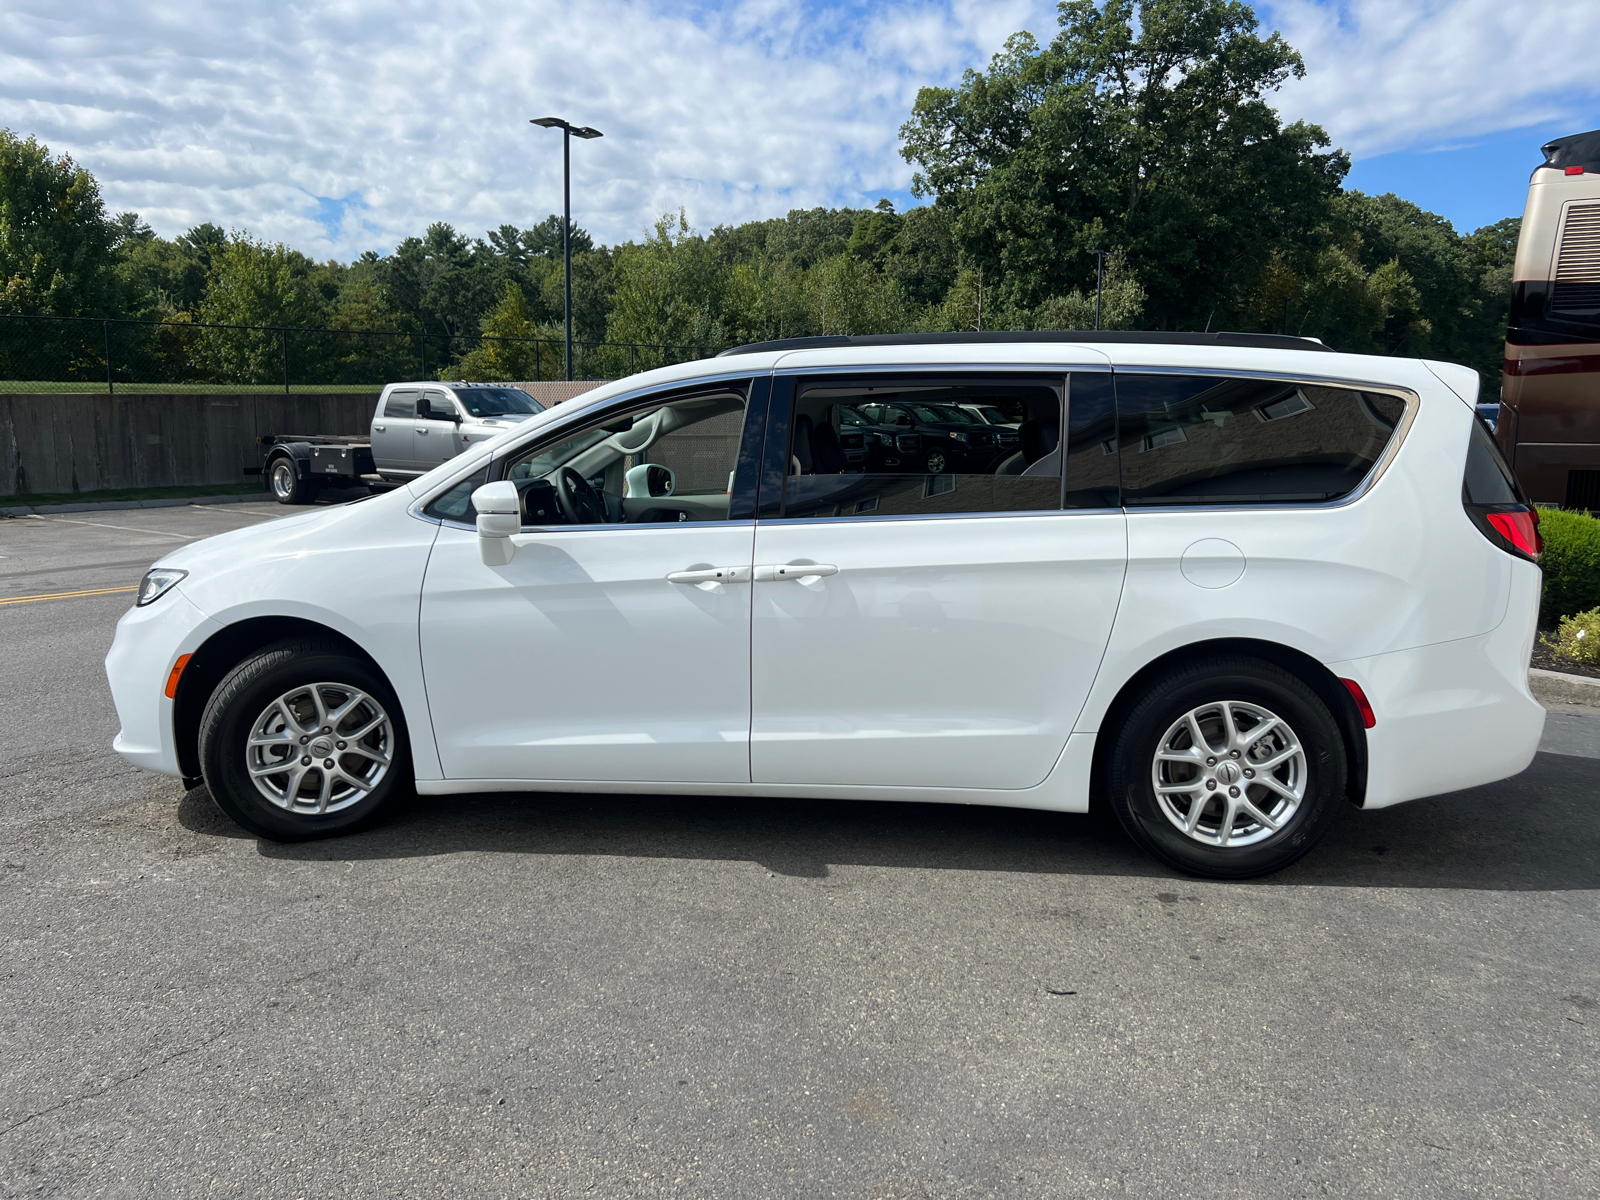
(1, 502, 1597, 1199)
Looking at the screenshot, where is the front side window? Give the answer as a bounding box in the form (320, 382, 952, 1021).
(500, 389, 751, 528)
(780, 376, 1063, 519)
(1116, 374, 1406, 506)
(420, 389, 458, 421)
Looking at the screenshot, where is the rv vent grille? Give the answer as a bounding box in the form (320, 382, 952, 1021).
(1554, 202, 1600, 283)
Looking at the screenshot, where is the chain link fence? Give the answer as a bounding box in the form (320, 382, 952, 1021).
(0, 314, 722, 393)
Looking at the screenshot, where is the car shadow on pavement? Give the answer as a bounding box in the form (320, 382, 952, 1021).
(177, 750, 1600, 890)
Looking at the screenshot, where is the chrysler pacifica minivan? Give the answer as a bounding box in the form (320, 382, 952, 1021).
(107, 332, 1545, 878)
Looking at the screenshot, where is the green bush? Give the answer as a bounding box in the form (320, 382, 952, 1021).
(1537, 507, 1600, 623)
(1546, 607, 1600, 665)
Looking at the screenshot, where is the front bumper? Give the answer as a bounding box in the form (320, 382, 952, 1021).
(105, 588, 217, 777)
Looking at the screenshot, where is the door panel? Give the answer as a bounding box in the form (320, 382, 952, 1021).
(372, 389, 419, 472)
(422, 522, 756, 783)
(749, 513, 1126, 789)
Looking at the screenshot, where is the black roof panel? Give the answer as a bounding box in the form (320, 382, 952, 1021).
(717, 331, 1336, 357)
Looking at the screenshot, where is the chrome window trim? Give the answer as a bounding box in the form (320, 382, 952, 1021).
(758, 507, 1120, 528)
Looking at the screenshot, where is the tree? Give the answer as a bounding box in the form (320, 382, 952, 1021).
(0, 129, 118, 316)
(899, 0, 1347, 328)
(446, 279, 558, 381)
(195, 233, 328, 383)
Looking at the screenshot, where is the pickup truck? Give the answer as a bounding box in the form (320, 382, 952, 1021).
(260, 382, 546, 504)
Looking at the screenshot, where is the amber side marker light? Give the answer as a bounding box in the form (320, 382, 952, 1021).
(164, 654, 193, 700)
(1339, 678, 1376, 729)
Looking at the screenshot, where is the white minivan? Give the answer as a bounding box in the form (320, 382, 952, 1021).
(106, 333, 1546, 878)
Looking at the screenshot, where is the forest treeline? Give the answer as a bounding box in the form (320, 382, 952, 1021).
(1, 0, 1521, 384)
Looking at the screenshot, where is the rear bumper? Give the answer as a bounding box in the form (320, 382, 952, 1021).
(1333, 562, 1544, 809)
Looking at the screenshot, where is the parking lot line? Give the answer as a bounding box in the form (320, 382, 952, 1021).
(0, 584, 139, 606)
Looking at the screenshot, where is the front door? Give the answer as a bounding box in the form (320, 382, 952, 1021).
(749, 370, 1126, 791)
(420, 381, 765, 783)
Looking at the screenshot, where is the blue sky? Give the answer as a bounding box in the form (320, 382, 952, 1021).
(3, 0, 1597, 257)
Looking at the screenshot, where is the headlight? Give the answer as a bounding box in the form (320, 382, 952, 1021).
(949, 431, 969, 443)
(137, 568, 188, 606)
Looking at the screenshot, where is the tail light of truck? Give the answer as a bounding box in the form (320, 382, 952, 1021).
(1462, 417, 1540, 563)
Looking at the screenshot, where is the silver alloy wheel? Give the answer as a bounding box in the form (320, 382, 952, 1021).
(1150, 700, 1306, 848)
(926, 451, 948, 474)
(271, 460, 296, 501)
(244, 682, 394, 814)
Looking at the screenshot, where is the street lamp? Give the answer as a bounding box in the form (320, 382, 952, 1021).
(530, 117, 603, 381)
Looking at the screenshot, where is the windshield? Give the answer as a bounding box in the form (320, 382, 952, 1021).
(512, 427, 611, 479)
(453, 387, 543, 418)
(975, 406, 1012, 424)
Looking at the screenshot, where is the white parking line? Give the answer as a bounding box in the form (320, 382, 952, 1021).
(36, 516, 199, 541)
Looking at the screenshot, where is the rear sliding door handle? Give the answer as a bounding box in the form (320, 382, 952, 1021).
(667, 566, 751, 585)
(754, 563, 838, 582)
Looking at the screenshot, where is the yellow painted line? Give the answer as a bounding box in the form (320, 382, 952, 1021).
(0, 584, 139, 607)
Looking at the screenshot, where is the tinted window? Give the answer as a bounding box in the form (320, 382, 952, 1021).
(782, 377, 1063, 519)
(1463, 417, 1523, 505)
(1116, 375, 1406, 506)
(453, 387, 543, 417)
(384, 390, 418, 418)
(1063, 372, 1119, 508)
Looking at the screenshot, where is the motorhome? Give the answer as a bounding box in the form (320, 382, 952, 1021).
(1499, 129, 1600, 505)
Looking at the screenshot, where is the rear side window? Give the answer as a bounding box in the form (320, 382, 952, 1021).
(1463, 417, 1524, 505)
(781, 375, 1063, 520)
(1116, 375, 1406, 506)
(384, 390, 418, 418)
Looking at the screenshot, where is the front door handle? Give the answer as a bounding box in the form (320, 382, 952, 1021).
(754, 563, 838, 582)
(667, 566, 751, 585)
(417, 427, 428, 435)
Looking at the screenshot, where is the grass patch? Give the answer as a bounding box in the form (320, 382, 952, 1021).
(2, 482, 266, 508)
(0, 382, 382, 394)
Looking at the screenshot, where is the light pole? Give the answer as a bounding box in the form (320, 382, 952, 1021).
(1093, 248, 1107, 331)
(530, 116, 603, 381)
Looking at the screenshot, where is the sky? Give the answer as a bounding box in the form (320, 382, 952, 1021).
(3, 0, 1598, 260)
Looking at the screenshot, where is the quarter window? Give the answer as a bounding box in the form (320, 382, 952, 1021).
(1115, 374, 1406, 506)
(781, 376, 1063, 519)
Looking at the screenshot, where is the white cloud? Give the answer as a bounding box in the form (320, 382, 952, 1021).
(0, 0, 1048, 258)
(1262, 0, 1600, 158)
(10, 0, 1597, 261)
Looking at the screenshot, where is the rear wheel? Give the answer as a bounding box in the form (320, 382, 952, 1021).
(1107, 656, 1346, 878)
(269, 456, 317, 505)
(198, 638, 409, 840)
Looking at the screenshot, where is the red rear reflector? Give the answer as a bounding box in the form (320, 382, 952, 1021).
(1567, 166, 1585, 175)
(164, 653, 192, 700)
(1487, 509, 1540, 557)
(1340, 678, 1376, 729)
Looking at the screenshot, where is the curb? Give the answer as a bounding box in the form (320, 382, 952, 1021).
(1, 494, 266, 517)
(1530, 667, 1600, 708)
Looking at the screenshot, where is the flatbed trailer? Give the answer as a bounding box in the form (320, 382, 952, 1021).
(258, 433, 388, 504)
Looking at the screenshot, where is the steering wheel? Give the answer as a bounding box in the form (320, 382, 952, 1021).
(551, 467, 608, 525)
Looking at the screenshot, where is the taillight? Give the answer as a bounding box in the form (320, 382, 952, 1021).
(1486, 509, 1541, 558)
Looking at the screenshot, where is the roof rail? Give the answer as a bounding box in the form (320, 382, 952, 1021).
(716, 331, 1335, 357)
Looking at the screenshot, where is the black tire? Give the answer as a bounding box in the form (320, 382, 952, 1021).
(1106, 656, 1346, 879)
(198, 638, 410, 840)
(924, 450, 948, 474)
(268, 455, 317, 505)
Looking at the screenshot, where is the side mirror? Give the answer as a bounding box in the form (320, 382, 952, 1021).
(472, 480, 521, 565)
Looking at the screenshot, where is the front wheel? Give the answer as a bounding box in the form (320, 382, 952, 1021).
(1106, 656, 1346, 878)
(198, 638, 410, 840)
